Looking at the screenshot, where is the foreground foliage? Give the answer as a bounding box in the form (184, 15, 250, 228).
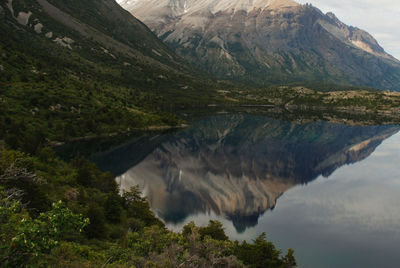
(0, 1, 297, 266)
(0, 195, 88, 266)
(0, 148, 296, 267)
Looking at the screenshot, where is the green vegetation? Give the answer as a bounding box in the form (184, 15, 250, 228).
(1, 198, 88, 267)
(2, 0, 400, 266)
(0, 5, 296, 265)
(222, 86, 400, 125)
(0, 148, 296, 267)
(1, 0, 399, 156)
(0, 0, 234, 154)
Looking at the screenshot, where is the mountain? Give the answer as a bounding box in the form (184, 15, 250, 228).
(0, 0, 210, 87)
(119, 0, 400, 90)
(0, 0, 229, 148)
(115, 115, 400, 232)
(0, 2, 298, 266)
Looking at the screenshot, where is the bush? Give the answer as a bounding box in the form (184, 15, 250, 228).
(0, 192, 88, 266)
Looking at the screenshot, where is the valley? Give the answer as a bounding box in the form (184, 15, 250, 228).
(1, 0, 400, 267)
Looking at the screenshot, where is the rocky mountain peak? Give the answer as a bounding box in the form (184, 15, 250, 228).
(119, 0, 300, 24)
(119, 0, 400, 90)
(326, 11, 340, 23)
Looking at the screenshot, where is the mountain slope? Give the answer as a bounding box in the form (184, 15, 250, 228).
(0, 0, 236, 96)
(0, 0, 229, 149)
(119, 0, 400, 90)
(2, 0, 201, 78)
(38, 0, 185, 71)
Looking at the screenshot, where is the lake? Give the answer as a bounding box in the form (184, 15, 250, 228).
(61, 114, 400, 267)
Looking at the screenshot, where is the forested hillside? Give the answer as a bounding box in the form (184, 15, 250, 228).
(0, 0, 235, 153)
(0, 0, 296, 267)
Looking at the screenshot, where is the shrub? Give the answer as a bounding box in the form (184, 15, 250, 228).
(0, 192, 88, 266)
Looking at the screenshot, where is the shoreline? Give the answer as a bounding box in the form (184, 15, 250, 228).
(49, 100, 400, 147)
(49, 124, 189, 147)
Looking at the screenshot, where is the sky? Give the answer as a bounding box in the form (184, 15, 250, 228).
(296, 0, 400, 60)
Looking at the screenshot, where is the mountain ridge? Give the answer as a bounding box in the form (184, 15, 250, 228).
(119, 0, 400, 90)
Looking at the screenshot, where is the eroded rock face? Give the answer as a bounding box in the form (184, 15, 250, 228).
(116, 115, 399, 231)
(119, 0, 400, 90)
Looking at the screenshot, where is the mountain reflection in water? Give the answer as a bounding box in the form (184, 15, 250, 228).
(114, 115, 400, 232)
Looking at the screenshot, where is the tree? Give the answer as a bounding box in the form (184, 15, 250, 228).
(85, 203, 106, 239)
(199, 220, 228, 241)
(0, 154, 50, 213)
(122, 185, 145, 204)
(122, 186, 163, 228)
(76, 166, 92, 187)
(234, 232, 285, 268)
(104, 193, 122, 223)
(74, 158, 93, 187)
(284, 248, 297, 268)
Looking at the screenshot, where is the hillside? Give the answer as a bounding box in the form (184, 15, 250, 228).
(119, 0, 400, 90)
(0, 0, 233, 152)
(0, 1, 297, 267)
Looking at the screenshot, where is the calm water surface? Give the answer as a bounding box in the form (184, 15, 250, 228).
(69, 115, 400, 268)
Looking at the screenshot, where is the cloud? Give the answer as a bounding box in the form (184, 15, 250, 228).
(296, 0, 400, 59)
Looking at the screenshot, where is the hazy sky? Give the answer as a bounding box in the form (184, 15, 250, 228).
(297, 0, 400, 60)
